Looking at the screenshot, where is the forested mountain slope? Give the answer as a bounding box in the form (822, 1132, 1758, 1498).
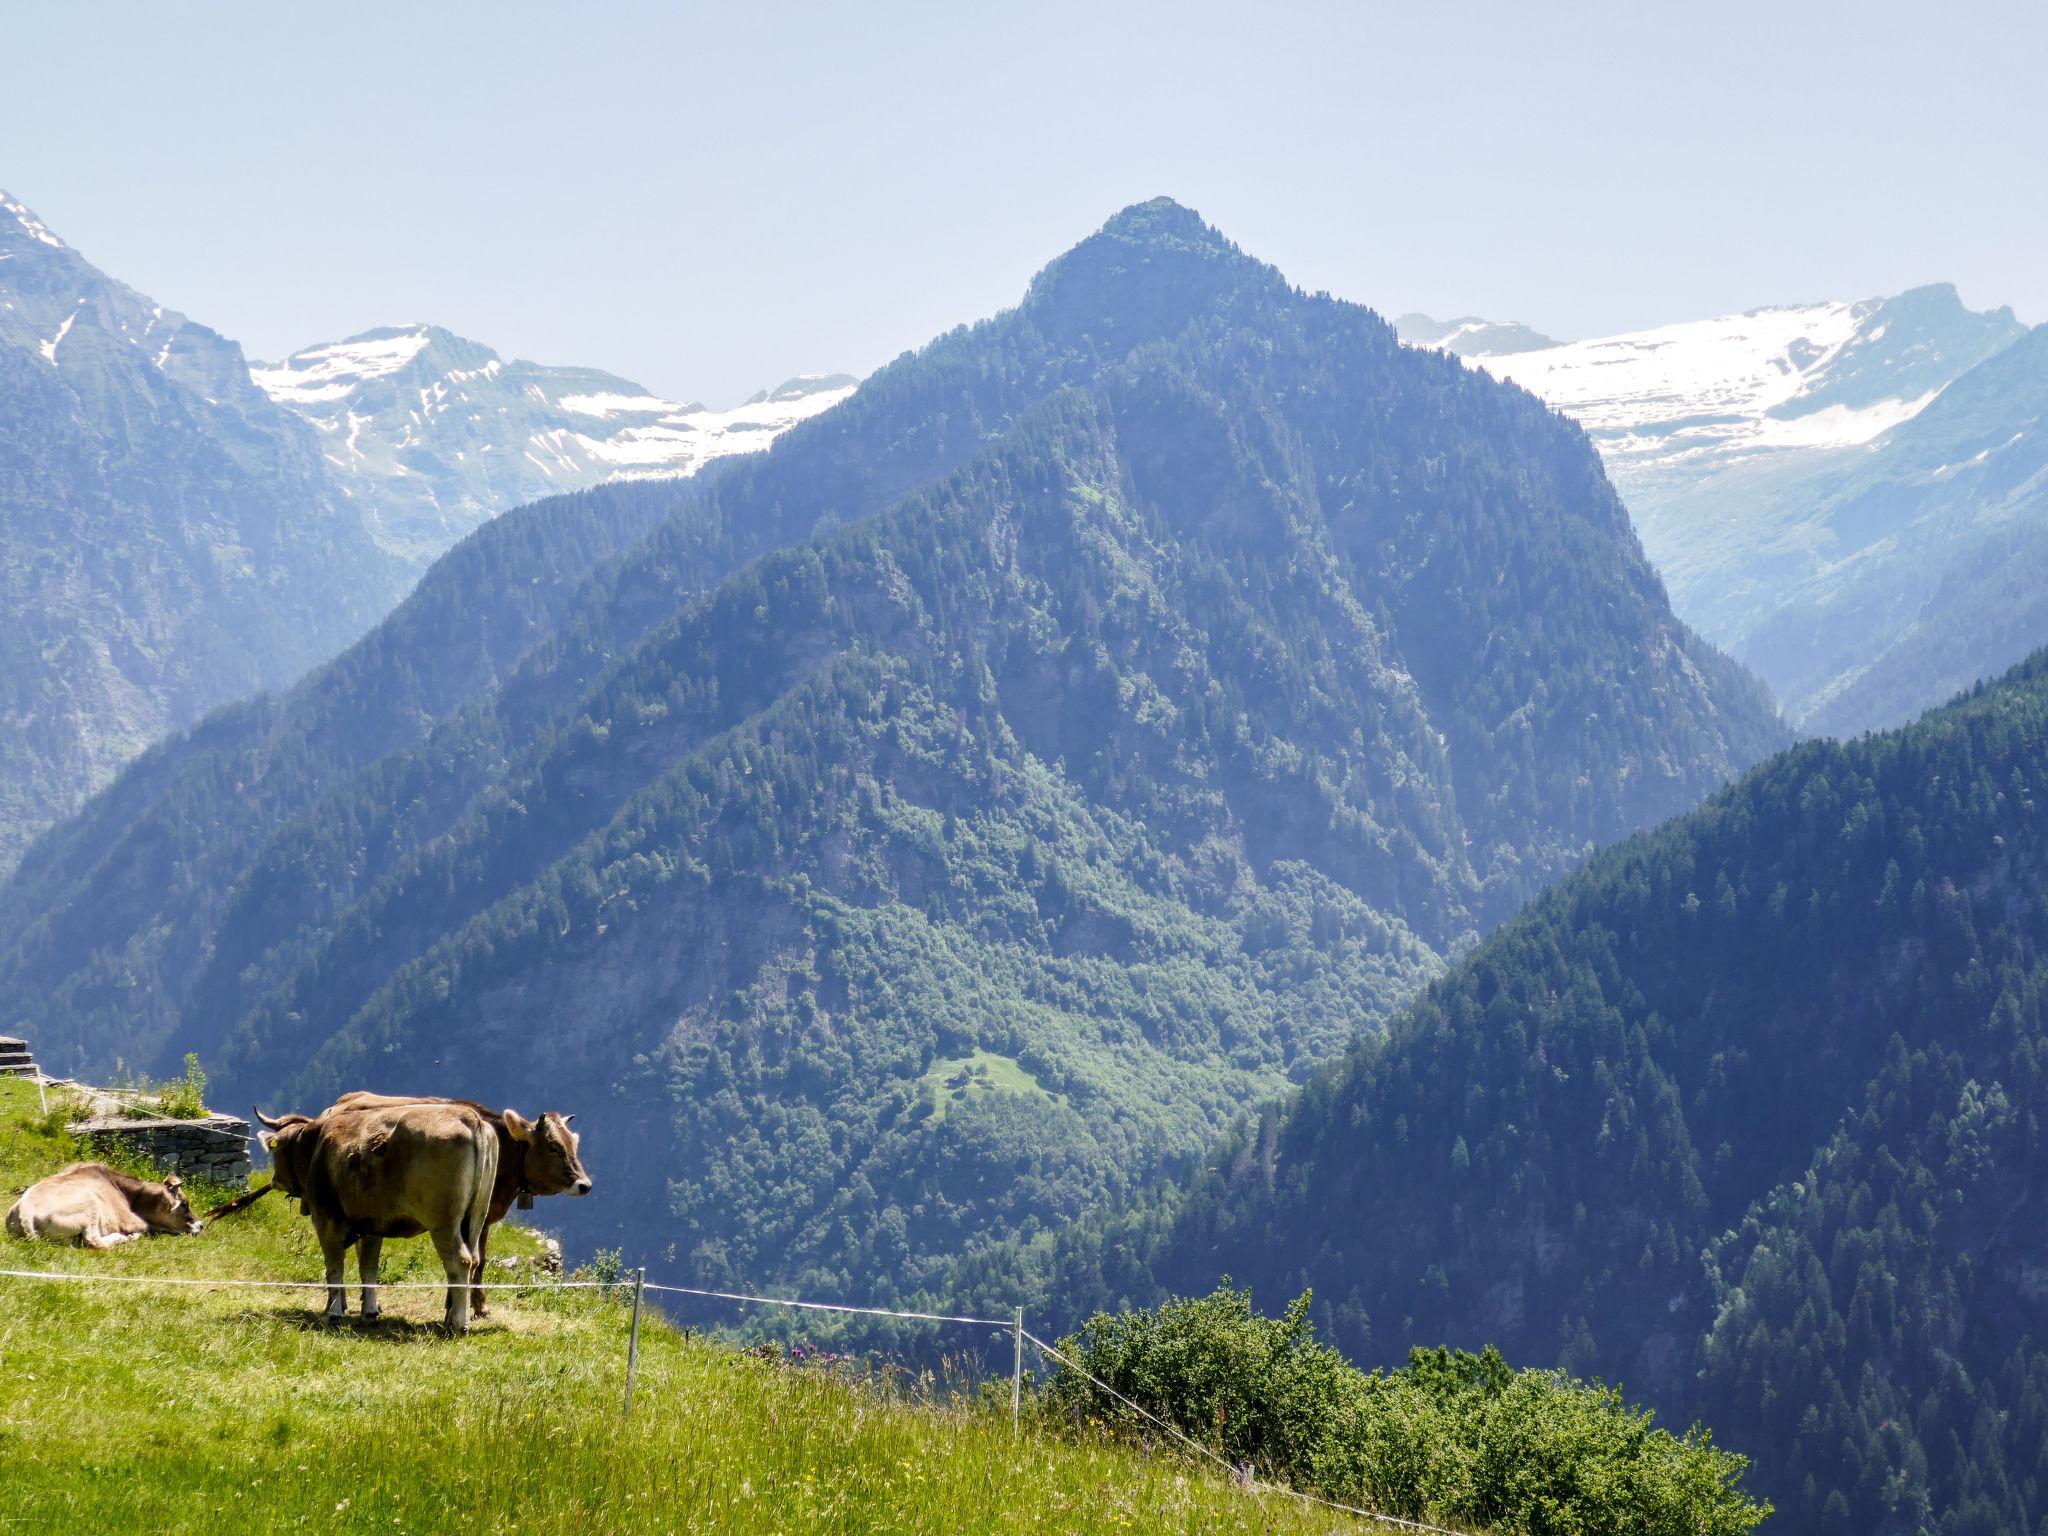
(1003, 646, 2048, 1534)
(0, 199, 1783, 1304)
(0, 191, 403, 871)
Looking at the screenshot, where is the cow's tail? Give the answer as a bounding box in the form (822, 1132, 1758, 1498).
(459, 1116, 498, 1270)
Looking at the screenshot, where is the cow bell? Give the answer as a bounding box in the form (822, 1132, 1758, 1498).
(517, 1192, 534, 1210)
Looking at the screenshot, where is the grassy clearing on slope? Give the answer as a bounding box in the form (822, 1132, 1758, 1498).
(0, 1079, 1365, 1534)
(918, 1048, 1060, 1122)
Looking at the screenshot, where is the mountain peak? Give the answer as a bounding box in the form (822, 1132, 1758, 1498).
(1395, 312, 1560, 357)
(1021, 199, 1279, 351)
(744, 372, 860, 406)
(1093, 196, 1223, 248)
(0, 190, 66, 250)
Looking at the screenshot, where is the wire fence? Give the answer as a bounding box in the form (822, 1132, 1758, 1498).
(0, 1259, 1469, 1534)
(3, 1082, 1469, 1532)
(0, 1268, 609, 1292)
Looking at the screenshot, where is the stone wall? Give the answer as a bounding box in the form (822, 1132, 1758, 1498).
(77, 1113, 253, 1190)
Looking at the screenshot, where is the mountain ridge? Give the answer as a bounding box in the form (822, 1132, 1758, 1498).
(0, 188, 405, 873)
(0, 188, 854, 871)
(0, 197, 1785, 1311)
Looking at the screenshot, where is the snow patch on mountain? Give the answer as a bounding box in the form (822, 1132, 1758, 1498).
(251, 329, 435, 403)
(1469, 301, 1913, 470)
(0, 192, 65, 249)
(38, 306, 78, 365)
(556, 391, 679, 417)
(1446, 286, 2024, 497)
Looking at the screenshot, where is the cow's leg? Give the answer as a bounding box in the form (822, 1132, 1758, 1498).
(470, 1220, 492, 1318)
(85, 1207, 148, 1249)
(358, 1235, 384, 1322)
(431, 1227, 473, 1335)
(312, 1217, 350, 1319)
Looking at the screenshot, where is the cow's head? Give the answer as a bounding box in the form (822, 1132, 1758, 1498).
(254, 1109, 318, 1203)
(504, 1110, 592, 1198)
(137, 1172, 202, 1236)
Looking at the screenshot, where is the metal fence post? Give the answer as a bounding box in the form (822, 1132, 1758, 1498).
(1011, 1306, 1024, 1434)
(624, 1266, 646, 1420)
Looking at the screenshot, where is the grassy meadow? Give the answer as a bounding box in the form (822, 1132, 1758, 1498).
(0, 1078, 1374, 1534)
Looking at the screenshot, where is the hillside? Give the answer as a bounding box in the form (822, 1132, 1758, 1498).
(0, 190, 404, 872)
(1738, 323, 2048, 736)
(1402, 291, 2048, 735)
(0, 198, 1785, 1310)
(0, 1078, 1365, 1536)
(1001, 646, 2048, 1534)
(252, 322, 855, 562)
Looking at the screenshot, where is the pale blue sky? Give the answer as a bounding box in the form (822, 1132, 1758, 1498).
(6, 0, 2043, 404)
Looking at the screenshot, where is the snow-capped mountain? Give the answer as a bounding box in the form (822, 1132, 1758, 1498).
(1733, 320, 2048, 738)
(251, 325, 857, 561)
(1442, 286, 2022, 505)
(1392, 312, 1555, 357)
(1402, 288, 2040, 734)
(0, 191, 327, 442)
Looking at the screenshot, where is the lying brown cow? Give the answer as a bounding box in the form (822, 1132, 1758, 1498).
(322, 1092, 590, 1318)
(5, 1162, 201, 1247)
(259, 1100, 498, 1333)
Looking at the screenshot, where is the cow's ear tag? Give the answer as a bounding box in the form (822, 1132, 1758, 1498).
(517, 1192, 534, 1210)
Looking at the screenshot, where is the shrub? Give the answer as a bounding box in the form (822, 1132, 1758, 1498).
(1045, 1284, 1358, 1479)
(1047, 1286, 1770, 1536)
(153, 1053, 209, 1119)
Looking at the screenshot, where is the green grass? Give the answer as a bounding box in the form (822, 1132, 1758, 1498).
(918, 1049, 1059, 1122)
(0, 1079, 1365, 1534)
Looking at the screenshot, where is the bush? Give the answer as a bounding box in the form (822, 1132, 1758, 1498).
(153, 1053, 209, 1119)
(1045, 1284, 1356, 1478)
(1047, 1286, 1770, 1536)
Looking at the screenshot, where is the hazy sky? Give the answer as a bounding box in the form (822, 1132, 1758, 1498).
(6, 1, 2043, 404)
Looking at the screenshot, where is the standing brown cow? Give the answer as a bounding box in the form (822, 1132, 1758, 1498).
(258, 1101, 498, 1333)
(322, 1091, 591, 1317)
(5, 1162, 201, 1247)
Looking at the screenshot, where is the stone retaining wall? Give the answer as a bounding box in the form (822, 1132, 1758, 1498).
(77, 1113, 253, 1190)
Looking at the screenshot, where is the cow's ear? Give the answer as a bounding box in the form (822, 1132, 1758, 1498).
(502, 1110, 534, 1141)
(258, 1131, 276, 1153)
(164, 1173, 183, 1190)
